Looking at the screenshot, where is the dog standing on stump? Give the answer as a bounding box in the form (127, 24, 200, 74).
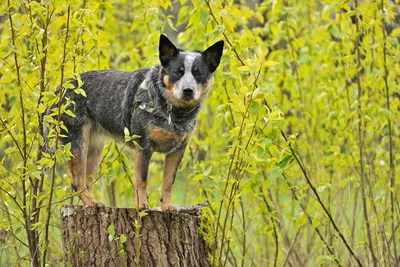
(54, 35, 224, 211)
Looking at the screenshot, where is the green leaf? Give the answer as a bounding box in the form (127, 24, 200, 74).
(120, 234, 127, 244)
(65, 109, 76, 118)
(74, 88, 87, 97)
(203, 165, 212, 176)
(108, 224, 115, 238)
(278, 155, 294, 169)
(378, 108, 391, 119)
(124, 127, 130, 136)
(262, 60, 280, 67)
(269, 167, 282, 180)
(312, 216, 321, 228)
(315, 255, 335, 264)
(192, 174, 204, 181)
(294, 213, 307, 228)
(63, 82, 75, 89)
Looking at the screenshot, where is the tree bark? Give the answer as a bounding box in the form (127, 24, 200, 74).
(61, 204, 212, 267)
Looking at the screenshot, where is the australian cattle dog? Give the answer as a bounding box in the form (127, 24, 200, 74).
(56, 34, 224, 211)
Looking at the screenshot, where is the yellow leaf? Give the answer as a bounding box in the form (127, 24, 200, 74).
(237, 66, 250, 72)
(257, 46, 266, 60)
(263, 61, 280, 67)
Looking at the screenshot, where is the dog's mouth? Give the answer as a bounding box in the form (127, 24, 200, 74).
(181, 88, 194, 101)
(181, 96, 194, 101)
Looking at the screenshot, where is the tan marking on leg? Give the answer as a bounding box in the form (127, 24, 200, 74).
(134, 151, 151, 209)
(69, 124, 104, 207)
(68, 125, 103, 206)
(161, 148, 186, 211)
(86, 135, 104, 194)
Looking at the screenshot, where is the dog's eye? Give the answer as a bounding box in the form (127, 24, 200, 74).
(193, 66, 202, 76)
(179, 66, 185, 72)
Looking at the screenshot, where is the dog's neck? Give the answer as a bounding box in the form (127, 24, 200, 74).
(134, 66, 202, 132)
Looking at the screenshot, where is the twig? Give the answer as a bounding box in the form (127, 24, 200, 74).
(7, 1, 38, 265)
(0, 117, 24, 159)
(381, 0, 398, 263)
(205, 1, 362, 265)
(259, 186, 279, 267)
(42, 5, 71, 266)
(354, 0, 377, 265)
(283, 7, 302, 100)
(276, 125, 359, 266)
(282, 226, 302, 267)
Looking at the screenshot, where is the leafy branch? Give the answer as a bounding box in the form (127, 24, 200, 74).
(42, 5, 71, 266)
(381, 0, 398, 264)
(204, 0, 362, 265)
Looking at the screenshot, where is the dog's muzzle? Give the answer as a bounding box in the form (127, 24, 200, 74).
(182, 88, 194, 100)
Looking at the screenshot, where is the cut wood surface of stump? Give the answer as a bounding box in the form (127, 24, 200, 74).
(61, 204, 212, 267)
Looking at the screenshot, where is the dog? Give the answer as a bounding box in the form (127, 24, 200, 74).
(57, 34, 224, 211)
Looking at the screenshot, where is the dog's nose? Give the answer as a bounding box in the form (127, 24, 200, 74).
(182, 88, 194, 100)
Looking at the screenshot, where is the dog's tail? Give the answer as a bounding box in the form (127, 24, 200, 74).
(42, 108, 55, 156)
(42, 125, 53, 155)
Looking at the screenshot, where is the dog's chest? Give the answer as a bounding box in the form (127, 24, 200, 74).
(149, 126, 189, 153)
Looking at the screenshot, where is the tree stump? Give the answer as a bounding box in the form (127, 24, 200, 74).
(60, 204, 213, 267)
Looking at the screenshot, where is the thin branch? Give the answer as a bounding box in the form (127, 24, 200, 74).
(276, 125, 359, 266)
(381, 0, 398, 263)
(42, 5, 71, 266)
(204, 1, 362, 265)
(283, 7, 302, 100)
(0, 117, 24, 159)
(7, 1, 38, 265)
(282, 226, 302, 267)
(354, 0, 377, 265)
(259, 186, 279, 267)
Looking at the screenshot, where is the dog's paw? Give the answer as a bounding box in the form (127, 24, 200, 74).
(161, 202, 177, 212)
(135, 202, 149, 210)
(94, 201, 105, 207)
(140, 203, 149, 210)
(81, 193, 105, 207)
(84, 199, 105, 207)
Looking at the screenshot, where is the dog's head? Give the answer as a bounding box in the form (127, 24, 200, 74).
(159, 34, 224, 107)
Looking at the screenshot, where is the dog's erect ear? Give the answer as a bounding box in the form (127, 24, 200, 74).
(159, 34, 179, 67)
(202, 41, 224, 73)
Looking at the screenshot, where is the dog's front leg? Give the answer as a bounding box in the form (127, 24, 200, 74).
(134, 150, 152, 209)
(161, 147, 186, 211)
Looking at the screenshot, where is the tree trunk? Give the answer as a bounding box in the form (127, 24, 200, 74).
(61, 204, 213, 267)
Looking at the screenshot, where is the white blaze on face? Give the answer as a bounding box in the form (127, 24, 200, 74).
(172, 52, 202, 101)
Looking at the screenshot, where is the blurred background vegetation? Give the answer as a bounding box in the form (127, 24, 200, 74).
(0, 0, 399, 266)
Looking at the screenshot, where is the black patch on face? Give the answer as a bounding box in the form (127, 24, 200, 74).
(161, 55, 186, 84)
(191, 57, 212, 84)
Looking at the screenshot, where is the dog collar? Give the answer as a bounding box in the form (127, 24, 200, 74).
(134, 79, 174, 125)
(137, 102, 173, 125)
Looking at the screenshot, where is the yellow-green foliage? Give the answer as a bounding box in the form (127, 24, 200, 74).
(0, 0, 399, 266)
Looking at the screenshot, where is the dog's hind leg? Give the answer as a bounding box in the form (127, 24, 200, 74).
(68, 124, 104, 206)
(86, 134, 104, 194)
